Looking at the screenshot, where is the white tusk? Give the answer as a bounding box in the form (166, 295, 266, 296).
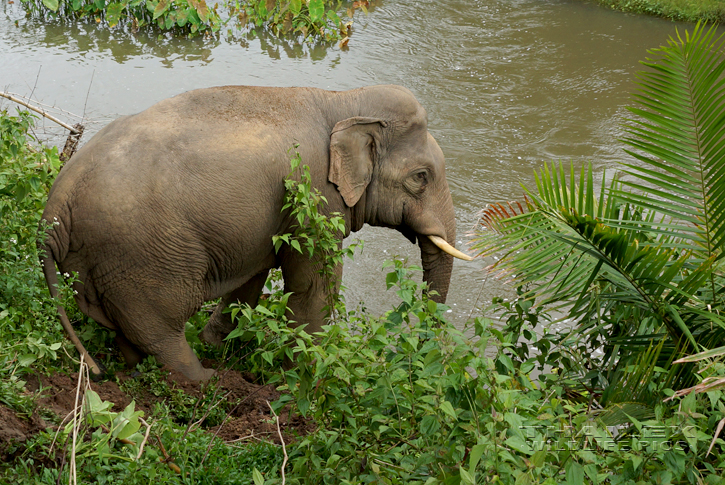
(427, 235, 474, 261)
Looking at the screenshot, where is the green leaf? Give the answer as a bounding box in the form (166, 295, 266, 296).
(289, 0, 301, 15)
(326, 9, 341, 26)
(459, 467, 475, 485)
(308, 0, 324, 22)
(674, 345, 725, 363)
(439, 400, 457, 420)
(176, 8, 189, 27)
(252, 468, 264, 485)
(18, 353, 37, 366)
(530, 450, 546, 468)
(153, 0, 169, 20)
(257, 0, 268, 19)
(420, 415, 441, 436)
(187, 0, 209, 22)
(114, 401, 142, 440)
(290, 238, 302, 254)
(106, 2, 125, 27)
(468, 444, 486, 472)
(385, 271, 398, 289)
(565, 462, 584, 485)
(504, 435, 533, 455)
(42, 0, 59, 11)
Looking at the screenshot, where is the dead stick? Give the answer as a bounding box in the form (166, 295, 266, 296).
(0, 91, 80, 134)
(136, 418, 153, 460)
(267, 401, 288, 485)
(155, 435, 181, 474)
(69, 355, 86, 485)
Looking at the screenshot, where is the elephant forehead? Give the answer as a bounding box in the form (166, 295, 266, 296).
(357, 85, 428, 124)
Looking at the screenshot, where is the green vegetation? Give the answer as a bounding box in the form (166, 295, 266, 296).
(3, 22, 725, 485)
(0, 109, 67, 404)
(591, 0, 725, 23)
(472, 20, 725, 479)
(18, 0, 361, 41)
(19, 0, 224, 35)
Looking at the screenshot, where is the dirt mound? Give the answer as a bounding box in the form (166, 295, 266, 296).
(12, 364, 312, 450)
(0, 405, 47, 462)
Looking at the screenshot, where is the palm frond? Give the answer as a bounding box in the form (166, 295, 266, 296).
(472, 23, 725, 398)
(618, 23, 725, 265)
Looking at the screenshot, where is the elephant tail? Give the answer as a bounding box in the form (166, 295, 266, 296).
(39, 248, 103, 377)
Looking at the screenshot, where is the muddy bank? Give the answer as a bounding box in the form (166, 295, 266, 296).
(0, 364, 313, 463)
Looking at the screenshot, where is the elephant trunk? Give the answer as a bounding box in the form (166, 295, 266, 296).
(417, 205, 457, 304)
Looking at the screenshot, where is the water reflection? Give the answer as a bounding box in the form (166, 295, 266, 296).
(5, 21, 219, 66)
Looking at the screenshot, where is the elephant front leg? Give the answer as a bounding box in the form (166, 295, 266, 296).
(200, 271, 269, 347)
(281, 249, 343, 336)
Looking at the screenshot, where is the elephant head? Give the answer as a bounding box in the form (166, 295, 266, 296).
(327, 85, 471, 302)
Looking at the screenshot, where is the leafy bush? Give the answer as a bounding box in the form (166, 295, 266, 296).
(2, 388, 284, 483)
(0, 110, 70, 379)
(217, 260, 725, 484)
(19, 0, 363, 41)
(20, 0, 223, 35)
(232, 0, 354, 43)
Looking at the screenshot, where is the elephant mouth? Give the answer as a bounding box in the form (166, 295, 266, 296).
(399, 225, 418, 245)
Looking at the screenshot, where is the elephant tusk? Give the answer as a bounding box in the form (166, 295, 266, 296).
(427, 235, 474, 261)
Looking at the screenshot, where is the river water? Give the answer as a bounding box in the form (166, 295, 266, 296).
(0, 0, 700, 325)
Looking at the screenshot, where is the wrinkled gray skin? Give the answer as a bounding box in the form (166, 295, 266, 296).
(40, 85, 458, 381)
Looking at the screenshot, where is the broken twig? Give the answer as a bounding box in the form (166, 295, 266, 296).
(267, 401, 288, 485)
(0, 91, 81, 134)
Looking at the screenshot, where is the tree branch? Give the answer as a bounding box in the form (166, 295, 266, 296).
(0, 91, 81, 134)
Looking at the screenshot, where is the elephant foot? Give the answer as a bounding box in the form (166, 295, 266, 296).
(156, 335, 216, 382)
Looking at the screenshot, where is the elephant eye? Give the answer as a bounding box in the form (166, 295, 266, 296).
(414, 171, 428, 185)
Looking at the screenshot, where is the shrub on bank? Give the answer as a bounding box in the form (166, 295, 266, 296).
(592, 0, 725, 23)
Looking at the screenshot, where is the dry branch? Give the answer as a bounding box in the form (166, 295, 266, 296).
(0, 91, 81, 134)
(267, 400, 288, 485)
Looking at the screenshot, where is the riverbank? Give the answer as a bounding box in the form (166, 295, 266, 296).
(591, 0, 725, 23)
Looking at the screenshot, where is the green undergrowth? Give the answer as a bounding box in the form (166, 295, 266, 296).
(590, 0, 725, 23)
(4, 412, 284, 484)
(219, 262, 725, 484)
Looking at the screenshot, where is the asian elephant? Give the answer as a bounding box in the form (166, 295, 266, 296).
(39, 85, 471, 381)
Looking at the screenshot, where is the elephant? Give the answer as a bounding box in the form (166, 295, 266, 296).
(39, 84, 471, 381)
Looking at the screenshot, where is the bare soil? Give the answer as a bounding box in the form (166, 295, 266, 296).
(0, 362, 314, 462)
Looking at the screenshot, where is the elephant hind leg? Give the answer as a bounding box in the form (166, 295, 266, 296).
(201, 270, 269, 347)
(114, 332, 147, 368)
(102, 297, 214, 381)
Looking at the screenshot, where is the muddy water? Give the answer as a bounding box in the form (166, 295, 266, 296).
(0, 0, 700, 325)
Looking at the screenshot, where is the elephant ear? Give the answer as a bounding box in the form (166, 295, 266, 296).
(328, 117, 388, 207)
